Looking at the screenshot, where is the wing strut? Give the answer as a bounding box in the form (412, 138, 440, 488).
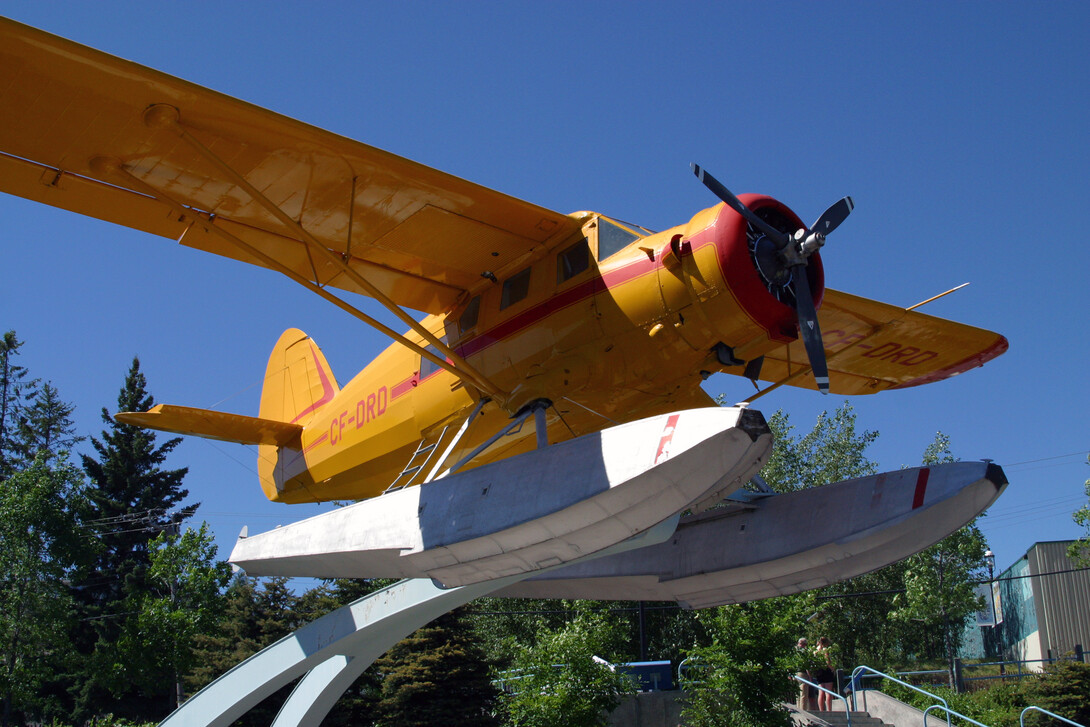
(90, 155, 500, 401)
(98, 104, 503, 400)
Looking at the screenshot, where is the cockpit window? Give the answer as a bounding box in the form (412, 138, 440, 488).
(597, 218, 642, 261)
(557, 238, 590, 283)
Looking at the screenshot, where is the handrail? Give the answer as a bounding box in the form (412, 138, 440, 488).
(795, 674, 852, 727)
(1021, 706, 1087, 727)
(850, 665, 950, 726)
(923, 703, 991, 727)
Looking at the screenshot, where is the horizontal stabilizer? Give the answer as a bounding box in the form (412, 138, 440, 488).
(115, 404, 302, 448)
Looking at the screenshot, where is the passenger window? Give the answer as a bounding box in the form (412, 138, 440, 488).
(459, 295, 481, 333)
(500, 267, 531, 310)
(557, 238, 590, 283)
(597, 218, 641, 261)
(419, 341, 448, 379)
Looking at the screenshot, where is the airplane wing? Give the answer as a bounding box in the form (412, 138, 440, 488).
(757, 288, 1009, 396)
(0, 18, 582, 314)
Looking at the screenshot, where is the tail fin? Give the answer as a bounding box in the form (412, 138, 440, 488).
(259, 328, 339, 427)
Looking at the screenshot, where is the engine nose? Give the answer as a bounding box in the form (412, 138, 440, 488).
(706, 194, 824, 343)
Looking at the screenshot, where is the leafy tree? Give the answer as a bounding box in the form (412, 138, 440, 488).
(890, 432, 988, 689)
(681, 600, 803, 727)
(1069, 455, 1090, 565)
(0, 331, 37, 478)
(498, 608, 634, 727)
(116, 523, 231, 712)
(0, 457, 95, 726)
(374, 606, 500, 727)
(73, 358, 197, 719)
(760, 403, 879, 493)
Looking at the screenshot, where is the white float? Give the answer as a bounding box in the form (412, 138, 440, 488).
(230, 406, 772, 586)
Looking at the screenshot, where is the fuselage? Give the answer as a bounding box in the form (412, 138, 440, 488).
(262, 198, 815, 503)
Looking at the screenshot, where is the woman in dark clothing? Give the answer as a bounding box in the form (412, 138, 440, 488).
(814, 637, 836, 710)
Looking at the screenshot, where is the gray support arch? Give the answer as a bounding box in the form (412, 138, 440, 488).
(159, 577, 513, 727)
(160, 517, 678, 726)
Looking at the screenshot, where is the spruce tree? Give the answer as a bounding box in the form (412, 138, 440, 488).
(74, 357, 197, 719)
(375, 607, 499, 727)
(15, 381, 83, 467)
(0, 331, 37, 479)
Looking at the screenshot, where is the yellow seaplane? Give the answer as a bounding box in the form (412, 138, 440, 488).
(0, 18, 1008, 597)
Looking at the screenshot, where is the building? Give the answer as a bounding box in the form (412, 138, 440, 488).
(968, 541, 1090, 669)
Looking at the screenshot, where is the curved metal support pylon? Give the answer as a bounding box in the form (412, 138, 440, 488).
(159, 577, 514, 727)
(159, 516, 679, 726)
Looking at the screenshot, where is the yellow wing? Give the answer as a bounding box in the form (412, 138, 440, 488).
(757, 289, 1009, 396)
(0, 18, 581, 314)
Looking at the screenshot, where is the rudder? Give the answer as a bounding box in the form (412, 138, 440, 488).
(259, 328, 339, 427)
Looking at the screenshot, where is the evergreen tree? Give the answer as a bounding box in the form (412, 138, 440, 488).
(375, 607, 500, 727)
(73, 357, 197, 719)
(0, 331, 37, 478)
(15, 381, 83, 468)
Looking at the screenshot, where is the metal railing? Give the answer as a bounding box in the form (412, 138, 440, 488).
(795, 674, 852, 727)
(923, 703, 991, 727)
(1020, 706, 1087, 727)
(851, 665, 954, 726)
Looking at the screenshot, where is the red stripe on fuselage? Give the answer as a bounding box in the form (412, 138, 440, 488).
(454, 244, 678, 361)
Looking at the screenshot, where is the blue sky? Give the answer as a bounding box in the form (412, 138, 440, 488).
(1, 2, 1087, 580)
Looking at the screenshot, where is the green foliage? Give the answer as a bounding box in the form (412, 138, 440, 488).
(74, 358, 198, 718)
(499, 609, 635, 727)
(1069, 455, 1090, 565)
(1025, 658, 1090, 726)
(0, 456, 96, 724)
(889, 432, 987, 687)
(0, 331, 36, 479)
(14, 381, 83, 469)
(760, 403, 879, 493)
(681, 601, 802, 727)
(882, 679, 1032, 727)
(374, 606, 500, 727)
(115, 523, 231, 708)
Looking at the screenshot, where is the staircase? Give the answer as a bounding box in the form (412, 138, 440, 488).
(808, 710, 894, 727)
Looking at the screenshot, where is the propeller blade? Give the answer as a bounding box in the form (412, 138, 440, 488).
(691, 163, 790, 246)
(810, 196, 855, 236)
(790, 265, 830, 394)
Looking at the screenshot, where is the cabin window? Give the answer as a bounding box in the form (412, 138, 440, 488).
(597, 218, 641, 261)
(459, 295, 481, 333)
(557, 238, 590, 283)
(419, 339, 449, 379)
(500, 267, 531, 310)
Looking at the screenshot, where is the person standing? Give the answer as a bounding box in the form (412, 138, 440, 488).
(795, 638, 814, 710)
(814, 637, 837, 711)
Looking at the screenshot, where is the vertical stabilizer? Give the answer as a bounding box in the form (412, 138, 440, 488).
(259, 328, 339, 427)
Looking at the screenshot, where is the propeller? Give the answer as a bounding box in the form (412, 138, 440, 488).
(690, 163, 854, 395)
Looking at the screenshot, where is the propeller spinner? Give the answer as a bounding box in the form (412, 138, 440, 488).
(691, 163, 853, 394)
